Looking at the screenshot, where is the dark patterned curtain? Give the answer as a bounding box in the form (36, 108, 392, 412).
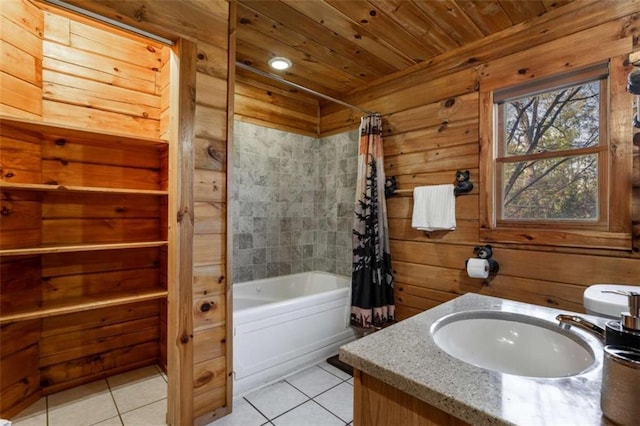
(351, 114, 394, 329)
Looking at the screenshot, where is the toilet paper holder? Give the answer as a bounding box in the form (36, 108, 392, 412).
(469, 244, 499, 274)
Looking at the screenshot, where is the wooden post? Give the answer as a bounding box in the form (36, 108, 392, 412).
(167, 38, 196, 426)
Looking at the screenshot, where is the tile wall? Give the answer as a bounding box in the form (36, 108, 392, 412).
(232, 121, 358, 283)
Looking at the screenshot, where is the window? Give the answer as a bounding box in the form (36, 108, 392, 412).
(494, 65, 608, 227)
(479, 60, 633, 251)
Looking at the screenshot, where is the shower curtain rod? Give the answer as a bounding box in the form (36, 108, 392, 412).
(236, 61, 378, 116)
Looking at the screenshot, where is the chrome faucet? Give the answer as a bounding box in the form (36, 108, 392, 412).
(556, 314, 605, 342)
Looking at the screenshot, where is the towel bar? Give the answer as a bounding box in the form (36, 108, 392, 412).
(385, 170, 473, 197)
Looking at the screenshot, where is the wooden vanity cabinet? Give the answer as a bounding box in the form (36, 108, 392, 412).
(353, 369, 469, 426)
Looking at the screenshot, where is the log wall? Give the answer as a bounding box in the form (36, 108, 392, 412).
(234, 71, 319, 136)
(315, 1, 640, 320)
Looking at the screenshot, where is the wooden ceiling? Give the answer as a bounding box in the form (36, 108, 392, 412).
(236, 0, 575, 101)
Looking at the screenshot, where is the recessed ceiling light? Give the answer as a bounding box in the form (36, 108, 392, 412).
(268, 57, 292, 70)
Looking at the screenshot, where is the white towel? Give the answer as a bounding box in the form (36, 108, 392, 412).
(411, 184, 456, 231)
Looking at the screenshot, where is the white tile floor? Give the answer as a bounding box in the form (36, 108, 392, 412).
(216, 361, 354, 426)
(10, 365, 168, 426)
(9, 360, 353, 426)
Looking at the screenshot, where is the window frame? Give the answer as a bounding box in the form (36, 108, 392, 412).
(479, 57, 633, 251)
(494, 69, 609, 230)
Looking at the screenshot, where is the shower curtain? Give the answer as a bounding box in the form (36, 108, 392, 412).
(351, 114, 394, 329)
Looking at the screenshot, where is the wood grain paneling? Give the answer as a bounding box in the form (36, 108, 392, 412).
(0, 190, 42, 249)
(187, 4, 234, 422)
(0, 338, 41, 419)
(235, 0, 575, 102)
(59, 0, 230, 46)
(354, 370, 469, 426)
(1, 256, 41, 314)
(40, 341, 159, 394)
(42, 268, 160, 303)
(194, 386, 226, 419)
(314, 4, 640, 321)
(476, 21, 632, 90)
(193, 356, 226, 397)
(193, 294, 226, 332)
(41, 301, 161, 337)
(166, 39, 196, 426)
(321, 68, 478, 135)
(41, 11, 163, 138)
(234, 88, 318, 136)
(193, 263, 227, 298)
(1, 40, 41, 85)
(193, 326, 226, 365)
(0, 126, 42, 184)
(0, 0, 43, 118)
(0, 320, 41, 420)
(318, 1, 640, 135)
(39, 317, 160, 367)
(233, 0, 583, 137)
(42, 41, 158, 94)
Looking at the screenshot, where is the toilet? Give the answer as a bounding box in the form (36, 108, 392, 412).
(584, 284, 640, 318)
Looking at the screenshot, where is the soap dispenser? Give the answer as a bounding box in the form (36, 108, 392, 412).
(603, 290, 640, 349)
(600, 294, 640, 426)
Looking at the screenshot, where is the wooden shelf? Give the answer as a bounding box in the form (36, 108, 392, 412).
(0, 182, 168, 196)
(0, 241, 168, 256)
(0, 115, 168, 149)
(0, 290, 168, 324)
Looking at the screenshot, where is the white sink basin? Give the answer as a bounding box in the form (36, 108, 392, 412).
(431, 311, 596, 378)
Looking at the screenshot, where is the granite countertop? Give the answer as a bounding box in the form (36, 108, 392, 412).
(339, 293, 610, 425)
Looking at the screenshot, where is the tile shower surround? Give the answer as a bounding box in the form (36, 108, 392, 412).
(232, 122, 359, 283)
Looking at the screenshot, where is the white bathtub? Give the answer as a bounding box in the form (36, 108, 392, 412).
(233, 271, 357, 396)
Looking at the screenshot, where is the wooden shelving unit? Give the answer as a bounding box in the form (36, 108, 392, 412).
(0, 4, 181, 419)
(1, 114, 170, 414)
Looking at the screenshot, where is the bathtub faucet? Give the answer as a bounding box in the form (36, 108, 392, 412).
(555, 314, 605, 343)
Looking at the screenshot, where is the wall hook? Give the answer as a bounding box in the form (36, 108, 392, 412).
(385, 176, 397, 198)
(454, 170, 473, 196)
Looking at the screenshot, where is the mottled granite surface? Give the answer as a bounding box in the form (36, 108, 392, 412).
(339, 293, 610, 425)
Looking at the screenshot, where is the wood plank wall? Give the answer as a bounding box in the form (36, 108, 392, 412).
(234, 70, 319, 136)
(0, 0, 43, 118)
(191, 5, 232, 423)
(315, 1, 640, 320)
(40, 6, 164, 138)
